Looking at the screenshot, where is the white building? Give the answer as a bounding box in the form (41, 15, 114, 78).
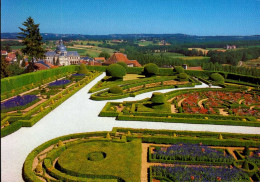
(45, 40, 80, 66)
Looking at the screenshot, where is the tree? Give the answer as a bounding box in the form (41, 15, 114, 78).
(18, 17, 45, 69)
(1, 56, 10, 78)
(106, 64, 126, 79)
(77, 64, 89, 75)
(178, 73, 188, 80)
(8, 62, 24, 76)
(99, 51, 110, 59)
(4, 45, 12, 53)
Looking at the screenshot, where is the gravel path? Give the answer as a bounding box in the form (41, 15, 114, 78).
(1, 73, 260, 182)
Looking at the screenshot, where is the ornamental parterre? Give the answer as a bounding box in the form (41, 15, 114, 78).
(48, 79, 71, 87)
(151, 165, 250, 182)
(1, 95, 38, 110)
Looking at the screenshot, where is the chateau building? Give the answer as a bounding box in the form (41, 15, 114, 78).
(103, 52, 141, 67)
(44, 40, 80, 66)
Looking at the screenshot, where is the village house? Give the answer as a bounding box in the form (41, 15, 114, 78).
(103, 52, 141, 67)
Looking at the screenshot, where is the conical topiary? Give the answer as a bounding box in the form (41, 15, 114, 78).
(58, 140, 64, 147)
(218, 134, 223, 140)
(106, 133, 111, 139)
(127, 131, 131, 135)
(51, 99, 54, 104)
(40, 106, 44, 112)
(243, 146, 250, 156)
(173, 133, 177, 137)
(242, 159, 249, 170)
(35, 163, 43, 173)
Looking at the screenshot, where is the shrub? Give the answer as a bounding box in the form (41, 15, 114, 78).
(116, 62, 128, 70)
(109, 85, 123, 94)
(174, 66, 184, 74)
(210, 73, 225, 83)
(106, 64, 126, 79)
(151, 92, 165, 104)
(77, 64, 89, 75)
(143, 63, 159, 77)
(178, 73, 188, 80)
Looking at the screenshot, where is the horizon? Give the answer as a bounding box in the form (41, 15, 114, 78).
(1, 0, 260, 36)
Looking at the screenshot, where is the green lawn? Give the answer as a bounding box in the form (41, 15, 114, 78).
(137, 41, 155, 46)
(57, 140, 142, 182)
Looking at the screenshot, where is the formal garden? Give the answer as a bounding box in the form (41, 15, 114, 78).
(23, 127, 260, 182)
(1, 64, 102, 137)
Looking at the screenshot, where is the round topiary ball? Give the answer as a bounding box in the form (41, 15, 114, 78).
(210, 73, 224, 83)
(109, 85, 123, 94)
(179, 73, 188, 80)
(174, 66, 184, 73)
(116, 62, 128, 70)
(143, 63, 159, 77)
(151, 92, 165, 104)
(106, 64, 126, 79)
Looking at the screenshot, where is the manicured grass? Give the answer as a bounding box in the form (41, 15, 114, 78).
(123, 74, 145, 81)
(137, 41, 155, 46)
(57, 140, 142, 182)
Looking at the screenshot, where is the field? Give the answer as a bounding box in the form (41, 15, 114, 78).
(153, 52, 185, 57)
(242, 58, 260, 69)
(10, 45, 26, 50)
(67, 45, 116, 57)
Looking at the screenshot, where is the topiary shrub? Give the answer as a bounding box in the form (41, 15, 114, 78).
(87, 152, 106, 161)
(210, 73, 225, 83)
(116, 62, 128, 70)
(243, 146, 250, 156)
(109, 85, 123, 94)
(106, 64, 126, 79)
(143, 63, 159, 77)
(174, 66, 184, 74)
(77, 64, 89, 75)
(151, 92, 165, 105)
(178, 73, 189, 80)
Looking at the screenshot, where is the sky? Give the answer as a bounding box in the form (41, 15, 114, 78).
(1, 0, 260, 36)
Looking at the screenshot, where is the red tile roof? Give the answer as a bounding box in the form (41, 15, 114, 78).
(34, 63, 49, 70)
(104, 53, 141, 67)
(94, 57, 106, 61)
(7, 53, 16, 59)
(187, 66, 203, 71)
(1, 50, 7, 55)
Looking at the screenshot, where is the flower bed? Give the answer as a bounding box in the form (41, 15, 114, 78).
(151, 165, 250, 182)
(150, 143, 234, 164)
(48, 79, 71, 89)
(1, 95, 39, 112)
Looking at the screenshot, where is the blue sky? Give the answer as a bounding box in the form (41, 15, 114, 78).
(1, 0, 260, 35)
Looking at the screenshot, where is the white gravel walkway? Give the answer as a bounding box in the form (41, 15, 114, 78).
(1, 73, 260, 182)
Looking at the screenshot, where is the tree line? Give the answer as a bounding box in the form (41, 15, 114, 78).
(207, 47, 260, 66)
(202, 62, 260, 77)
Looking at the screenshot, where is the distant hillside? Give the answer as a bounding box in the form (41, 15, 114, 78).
(2, 32, 260, 43)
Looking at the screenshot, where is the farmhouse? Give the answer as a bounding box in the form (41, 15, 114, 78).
(103, 52, 141, 67)
(44, 39, 80, 66)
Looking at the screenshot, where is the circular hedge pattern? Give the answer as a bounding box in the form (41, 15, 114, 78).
(87, 151, 106, 161)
